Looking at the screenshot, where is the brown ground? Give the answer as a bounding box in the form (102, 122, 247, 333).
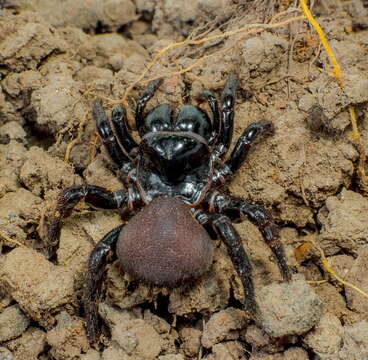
(1, 0, 368, 359)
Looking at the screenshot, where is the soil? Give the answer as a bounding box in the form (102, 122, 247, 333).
(1, 0, 368, 359)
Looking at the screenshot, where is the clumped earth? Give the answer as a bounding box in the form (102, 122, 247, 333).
(1, 0, 368, 359)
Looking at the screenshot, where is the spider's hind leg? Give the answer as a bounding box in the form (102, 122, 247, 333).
(84, 225, 124, 343)
(211, 214, 258, 315)
(207, 193, 292, 281)
(240, 201, 291, 281)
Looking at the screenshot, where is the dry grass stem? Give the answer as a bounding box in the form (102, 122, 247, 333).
(0, 231, 28, 248)
(121, 14, 304, 103)
(310, 239, 368, 300)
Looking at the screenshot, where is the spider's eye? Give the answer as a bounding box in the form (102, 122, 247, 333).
(150, 119, 168, 132)
(177, 120, 194, 132)
(175, 105, 212, 138)
(144, 104, 173, 132)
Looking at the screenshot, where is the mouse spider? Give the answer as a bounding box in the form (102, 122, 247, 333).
(47, 74, 291, 342)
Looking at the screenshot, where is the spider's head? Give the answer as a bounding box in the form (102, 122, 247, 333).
(140, 104, 212, 183)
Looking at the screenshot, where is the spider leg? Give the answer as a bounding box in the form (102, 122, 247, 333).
(191, 208, 256, 314)
(84, 224, 123, 343)
(213, 73, 239, 158)
(204, 193, 291, 281)
(136, 78, 163, 135)
(110, 105, 139, 157)
(240, 201, 291, 280)
(198, 90, 220, 145)
(211, 120, 274, 186)
(211, 214, 257, 315)
(93, 100, 133, 170)
(226, 120, 274, 174)
(47, 185, 128, 246)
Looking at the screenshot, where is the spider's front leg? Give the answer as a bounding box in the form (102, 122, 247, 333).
(205, 193, 291, 281)
(212, 73, 239, 158)
(93, 100, 133, 170)
(226, 120, 274, 174)
(211, 120, 275, 186)
(46, 185, 128, 246)
(135, 78, 163, 135)
(110, 105, 139, 157)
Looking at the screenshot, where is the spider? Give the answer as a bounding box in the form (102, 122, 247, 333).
(47, 74, 291, 342)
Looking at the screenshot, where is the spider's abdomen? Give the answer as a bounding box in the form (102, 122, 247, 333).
(116, 196, 213, 287)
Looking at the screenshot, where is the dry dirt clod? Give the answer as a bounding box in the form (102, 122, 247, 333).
(283, 347, 310, 360)
(179, 327, 202, 357)
(158, 355, 185, 360)
(0, 294, 12, 312)
(0, 347, 13, 360)
(5, 327, 47, 360)
(0, 248, 75, 328)
(84, 155, 125, 190)
(0, 11, 64, 74)
(0, 304, 30, 342)
(80, 349, 101, 360)
(0, 187, 41, 220)
(106, 261, 161, 310)
(101, 344, 128, 360)
(313, 282, 351, 320)
(303, 312, 344, 359)
(98, 301, 134, 335)
(241, 32, 289, 81)
(344, 245, 368, 317)
(208, 341, 248, 360)
(168, 245, 232, 316)
(57, 212, 121, 277)
(0, 187, 42, 247)
(110, 319, 163, 359)
(47, 312, 90, 360)
(339, 321, 368, 360)
(160, 0, 199, 36)
(10, 0, 137, 31)
(30, 63, 89, 135)
(317, 189, 368, 256)
(257, 276, 324, 338)
(0, 141, 28, 195)
(201, 307, 249, 348)
(19, 146, 82, 197)
(241, 324, 273, 351)
(249, 346, 310, 360)
(325, 255, 355, 291)
(0, 121, 27, 144)
(143, 310, 179, 355)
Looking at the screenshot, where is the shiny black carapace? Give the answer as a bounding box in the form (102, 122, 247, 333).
(47, 74, 291, 342)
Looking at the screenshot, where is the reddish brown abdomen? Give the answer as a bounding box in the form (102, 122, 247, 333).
(117, 196, 213, 287)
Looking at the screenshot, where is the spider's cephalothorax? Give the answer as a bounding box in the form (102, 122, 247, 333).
(47, 74, 291, 343)
(139, 103, 212, 185)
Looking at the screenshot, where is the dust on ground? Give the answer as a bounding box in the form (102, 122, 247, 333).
(1, 0, 368, 359)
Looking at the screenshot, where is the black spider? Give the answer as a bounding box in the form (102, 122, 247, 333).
(47, 74, 291, 342)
